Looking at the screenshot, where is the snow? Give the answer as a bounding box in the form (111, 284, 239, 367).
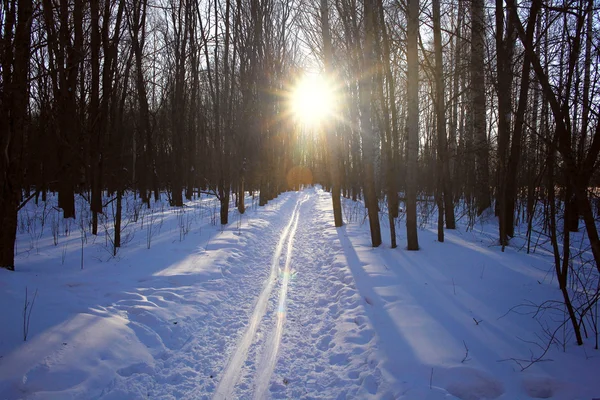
(1, 187, 599, 399)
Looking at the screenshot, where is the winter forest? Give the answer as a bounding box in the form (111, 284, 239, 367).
(1, 0, 600, 398)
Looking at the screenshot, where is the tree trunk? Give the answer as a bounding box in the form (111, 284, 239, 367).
(114, 189, 122, 255)
(220, 183, 230, 225)
(238, 178, 245, 214)
(559, 184, 584, 345)
(373, 0, 397, 246)
(577, 0, 593, 163)
(169, 0, 188, 208)
(0, 198, 18, 270)
(90, 0, 102, 235)
(471, 0, 491, 215)
(321, 0, 343, 228)
(504, 2, 538, 239)
(128, 0, 156, 208)
(495, 0, 514, 246)
(0, 0, 33, 270)
(433, 0, 454, 236)
(360, 0, 382, 247)
(406, 0, 420, 250)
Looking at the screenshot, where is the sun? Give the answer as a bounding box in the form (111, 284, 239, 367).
(290, 73, 337, 127)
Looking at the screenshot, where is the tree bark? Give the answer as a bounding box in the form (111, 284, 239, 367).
(0, 0, 33, 270)
(360, 0, 382, 247)
(495, 0, 514, 246)
(90, 0, 102, 235)
(406, 0, 420, 250)
(471, 0, 491, 215)
(433, 0, 455, 238)
(321, 0, 343, 228)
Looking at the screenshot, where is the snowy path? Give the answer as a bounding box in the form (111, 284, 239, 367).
(263, 189, 387, 399)
(213, 189, 386, 399)
(251, 194, 304, 399)
(214, 194, 307, 399)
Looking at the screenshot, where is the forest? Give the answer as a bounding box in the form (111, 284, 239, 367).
(1, 0, 599, 349)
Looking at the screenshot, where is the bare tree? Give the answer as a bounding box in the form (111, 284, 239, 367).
(470, 0, 491, 215)
(0, 0, 34, 270)
(405, 0, 419, 250)
(432, 0, 455, 243)
(321, 0, 343, 228)
(359, 0, 382, 247)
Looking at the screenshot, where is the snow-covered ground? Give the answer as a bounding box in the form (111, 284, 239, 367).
(1, 187, 599, 399)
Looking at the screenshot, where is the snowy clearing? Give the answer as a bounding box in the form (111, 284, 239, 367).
(1, 187, 599, 399)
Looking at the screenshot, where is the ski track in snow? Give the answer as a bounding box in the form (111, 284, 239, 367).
(251, 194, 304, 399)
(263, 189, 387, 399)
(213, 194, 307, 400)
(89, 194, 305, 399)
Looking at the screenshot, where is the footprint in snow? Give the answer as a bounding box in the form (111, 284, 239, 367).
(316, 335, 333, 351)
